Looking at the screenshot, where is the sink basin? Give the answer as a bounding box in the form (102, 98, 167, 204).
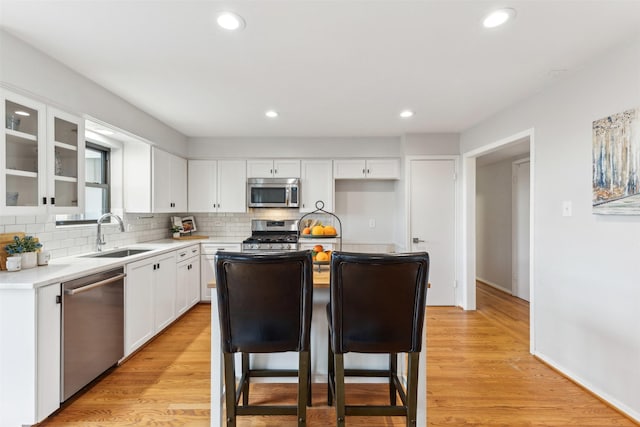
(85, 248, 152, 258)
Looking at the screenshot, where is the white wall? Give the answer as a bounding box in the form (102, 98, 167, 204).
(475, 158, 513, 292)
(0, 30, 187, 155)
(461, 36, 640, 420)
(188, 136, 401, 158)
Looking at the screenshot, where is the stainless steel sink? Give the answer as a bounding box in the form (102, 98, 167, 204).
(84, 248, 152, 258)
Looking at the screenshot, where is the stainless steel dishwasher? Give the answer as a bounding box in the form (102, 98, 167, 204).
(61, 267, 125, 401)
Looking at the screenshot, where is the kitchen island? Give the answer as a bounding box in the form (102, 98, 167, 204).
(208, 267, 427, 426)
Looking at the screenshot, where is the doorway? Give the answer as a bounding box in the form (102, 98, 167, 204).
(463, 129, 535, 351)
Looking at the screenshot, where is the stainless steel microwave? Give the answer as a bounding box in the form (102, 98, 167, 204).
(247, 178, 300, 208)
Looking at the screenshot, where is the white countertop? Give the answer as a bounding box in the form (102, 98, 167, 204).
(0, 238, 237, 291)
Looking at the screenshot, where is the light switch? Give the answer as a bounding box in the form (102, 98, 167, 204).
(368, 218, 376, 228)
(562, 201, 572, 217)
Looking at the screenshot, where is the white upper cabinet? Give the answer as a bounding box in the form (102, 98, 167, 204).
(47, 108, 84, 214)
(247, 159, 300, 178)
(300, 160, 334, 212)
(333, 158, 400, 179)
(152, 148, 187, 213)
(124, 144, 187, 213)
(1, 89, 84, 215)
(188, 159, 246, 213)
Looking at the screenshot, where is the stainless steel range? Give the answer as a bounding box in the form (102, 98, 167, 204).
(242, 219, 299, 252)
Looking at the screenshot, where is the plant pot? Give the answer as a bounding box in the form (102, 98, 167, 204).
(20, 252, 37, 269)
(173, 232, 181, 238)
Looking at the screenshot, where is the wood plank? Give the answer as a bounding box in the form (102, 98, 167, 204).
(38, 285, 638, 426)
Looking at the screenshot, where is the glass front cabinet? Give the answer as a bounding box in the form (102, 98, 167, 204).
(1, 89, 84, 214)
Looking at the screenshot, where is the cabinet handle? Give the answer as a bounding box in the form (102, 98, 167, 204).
(153, 264, 156, 270)
(157, 263, 160, 270)
(180, 253, 186, 257)
(43, 197, 47, 205)
(367, 169, 370, 174)
(51, 197, 55, 205)
(362, 169, 366, 175)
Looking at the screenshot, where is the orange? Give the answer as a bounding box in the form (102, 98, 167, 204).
(311, 225, 324, 235)
(323, 225, 337, 236)
(316, 251, 329, 261)
(313, 244, 324, 253)
(302, 227, 311, 235)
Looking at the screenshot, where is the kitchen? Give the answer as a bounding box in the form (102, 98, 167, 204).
(2, 1, 640, 426)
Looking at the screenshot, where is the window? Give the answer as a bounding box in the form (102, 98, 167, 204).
(56, 142, 110, 225)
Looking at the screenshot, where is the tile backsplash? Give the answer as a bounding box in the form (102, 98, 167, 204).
(0, 209, 397, 260)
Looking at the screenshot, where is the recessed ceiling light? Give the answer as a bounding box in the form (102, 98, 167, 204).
(217, 12, 245, 31)
(483, 8, 516, 28)
(14, 110, 30, 117)
(95, 129, 114, 136)
(265, 110, 279, 118)
(400, 110, 414, 118)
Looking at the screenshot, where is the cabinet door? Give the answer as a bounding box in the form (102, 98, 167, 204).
(125, 257, 155, 356)
(273, 159, 300, 178)
(37, 283, 61, 420)
(217, 160, 246, 212)
(1, 90, 47, 214)
(188, 160, 217, 212)
(188, 256, 201, 307)
(154, 251, 177, 332)
(123, 140, 152, 213)
(333, 159, 366, 179)
(152, 148, 173, 212)
(47, 108, 85, 214)
(171, 155, 188, 211)
(176, 259, 190, 317)
(246, 159, 274, 178)
(366, 158, 400, 179)
(300, 160, 334, 212)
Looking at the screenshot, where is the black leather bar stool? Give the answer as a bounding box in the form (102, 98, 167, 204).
(327, 251, 429, 426)
(214, 251, 313, 427)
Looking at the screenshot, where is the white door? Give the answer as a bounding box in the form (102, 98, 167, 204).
(513, 160, 530, 301)
(410, 159, 456, 305)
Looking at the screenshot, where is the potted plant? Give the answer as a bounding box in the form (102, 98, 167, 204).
(171, 225, 182, 239)
(5, 235, 42, 269)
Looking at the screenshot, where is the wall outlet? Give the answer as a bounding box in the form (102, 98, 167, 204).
(126, 224, 133, 232)
(369, 218, 376, 228)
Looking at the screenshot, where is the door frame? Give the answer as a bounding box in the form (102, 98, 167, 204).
(461, 128, 535, 353)
(512, 157, 530, 300)
(404, 155, 461, 305)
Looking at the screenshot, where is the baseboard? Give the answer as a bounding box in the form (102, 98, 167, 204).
(476, 277, 511, 294)
(534, 352, 640, 423)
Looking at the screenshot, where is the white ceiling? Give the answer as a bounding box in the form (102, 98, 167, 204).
(2, 1, 640, 139)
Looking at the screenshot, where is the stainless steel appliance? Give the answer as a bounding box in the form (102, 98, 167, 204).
(61, 267, 125, 401)
(247, 178, 300, 208)
(242, 219, 299, 252)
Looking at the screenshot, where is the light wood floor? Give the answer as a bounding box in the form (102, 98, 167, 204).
(39, 284, 638, 426)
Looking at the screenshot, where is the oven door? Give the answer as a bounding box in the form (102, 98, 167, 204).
(247, 178, 299, 208)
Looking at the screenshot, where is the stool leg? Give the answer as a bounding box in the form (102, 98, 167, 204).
(241, 353, 249, 406)
(406, 352, 419, 427)
(223, 353, 237, 427)
(298, 351, 309, 426)
(307, 349, 312, 407)
(335, 353, 346, 427)
(389, 352, 398, 405)
(327, 329, 335, 406)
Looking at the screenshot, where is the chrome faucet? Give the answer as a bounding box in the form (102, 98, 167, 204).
(97, 213, 125, 252)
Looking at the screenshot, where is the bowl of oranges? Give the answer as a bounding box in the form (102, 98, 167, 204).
(311, 244, 332, 266)
(301, 224, 338, 237)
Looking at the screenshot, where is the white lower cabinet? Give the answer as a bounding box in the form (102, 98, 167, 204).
(176, 244, 200, 316)
(0, 283, 61, 427)
(200, 243, 241, 302)
(125, 251, 177, 357)
(37, 283, 62, 420)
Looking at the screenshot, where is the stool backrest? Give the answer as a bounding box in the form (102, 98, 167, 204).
(329, 251, 429, 354)
(215, 251, 313, 354)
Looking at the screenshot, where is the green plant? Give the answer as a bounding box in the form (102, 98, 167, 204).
(170, 225, 182, 233)
(5, 235, 42, 254)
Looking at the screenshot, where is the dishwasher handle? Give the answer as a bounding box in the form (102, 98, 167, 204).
(64, 273, 126, 295)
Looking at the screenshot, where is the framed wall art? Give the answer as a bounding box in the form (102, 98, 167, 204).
(592, 107, 640, 214)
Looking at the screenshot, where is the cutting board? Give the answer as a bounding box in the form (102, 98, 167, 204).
(0, 232, 25, 271)
(172, 234, 209, 240)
